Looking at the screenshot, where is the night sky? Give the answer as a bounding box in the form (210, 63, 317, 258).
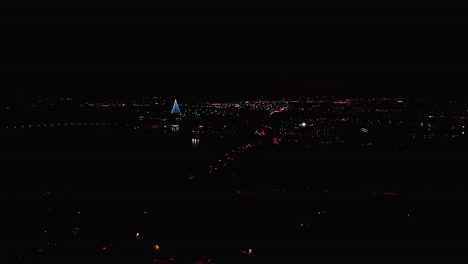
(2, 7, 468, 101)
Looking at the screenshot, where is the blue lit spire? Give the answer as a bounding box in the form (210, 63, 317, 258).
(171, 99, 182, 114)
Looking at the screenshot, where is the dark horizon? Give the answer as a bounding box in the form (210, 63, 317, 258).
(2, 7, 468, 101)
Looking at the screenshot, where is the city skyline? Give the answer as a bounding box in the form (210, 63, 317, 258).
(2, 7, 468, 263)
(2, 92, 467, 262)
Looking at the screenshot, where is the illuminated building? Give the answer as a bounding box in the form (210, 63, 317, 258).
(171, 99, 182, 114)
(169, 99, 182, 132)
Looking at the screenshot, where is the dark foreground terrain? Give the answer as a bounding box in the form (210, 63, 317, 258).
(1, 130, 467, 263)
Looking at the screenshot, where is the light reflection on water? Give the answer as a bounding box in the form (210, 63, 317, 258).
(191, 138, 200, 148)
